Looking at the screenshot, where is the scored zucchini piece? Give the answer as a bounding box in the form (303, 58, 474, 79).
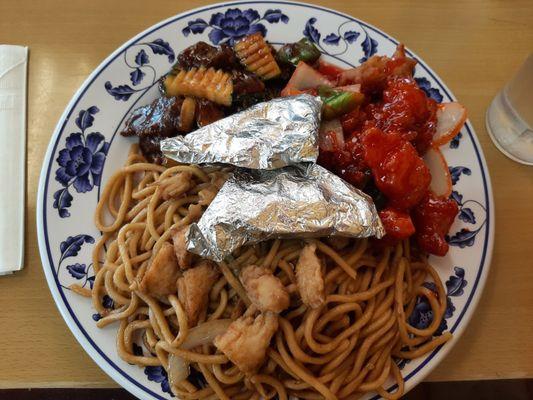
(234, 33, 281, 80)
(164, 67, 233, 106)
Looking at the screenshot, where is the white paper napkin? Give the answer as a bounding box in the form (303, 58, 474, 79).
(0, 45, 28, 275)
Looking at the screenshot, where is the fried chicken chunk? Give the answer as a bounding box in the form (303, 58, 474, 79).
(240, 265, 289, 313)
(198, 185, 217, 206)
(139, 242, 180, 297)
(295, 243, 325, 308)
(172, 226, 193, 270)
(186, 203, 203, 221)
(177, 260, 219, 327)
(338, 44, 416, 93)
(214, 312, 278, 374)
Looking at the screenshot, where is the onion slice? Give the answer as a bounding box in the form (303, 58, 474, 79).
(423, 146, 452, 197)
(167, 319, 232, 386)
(432, 102, 467, 146)
(334, 84, 362, 93)
(168, 353, 190, 387)
(281, 61, 333, 96)
(180, 319, 232, 350)
(319, 119, 344, 151)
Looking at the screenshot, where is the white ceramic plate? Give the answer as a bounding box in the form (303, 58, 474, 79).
(37, 1, 494, 399)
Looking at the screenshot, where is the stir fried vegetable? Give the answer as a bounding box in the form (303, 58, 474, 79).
(277, 38, 321, 66)
(167, 319, 232, 386)
(318, 86, 364, 120)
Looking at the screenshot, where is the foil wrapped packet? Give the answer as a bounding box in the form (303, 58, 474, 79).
(187, 164, 385, 262)
(161, 94, 322, 170)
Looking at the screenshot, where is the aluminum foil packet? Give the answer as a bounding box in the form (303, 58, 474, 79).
(160, 94, 322, 170)
(186, 164, 385, 262)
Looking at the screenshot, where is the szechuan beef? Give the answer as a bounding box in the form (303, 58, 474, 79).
(122, 96, 184, 138)
(139, 135, 166, 164)
(229, 69, 292, 113)
(196, 99, 225, 128)
(121, 96, 187, 164)
(230, 69, 267, 112)
(174, 42, 239, 71)
(232, 69, 265, 96)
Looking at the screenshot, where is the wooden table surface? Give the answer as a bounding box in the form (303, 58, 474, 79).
(0, 0, 532, 390)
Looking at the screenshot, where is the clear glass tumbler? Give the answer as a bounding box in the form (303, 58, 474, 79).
(486, 54, 533, 165)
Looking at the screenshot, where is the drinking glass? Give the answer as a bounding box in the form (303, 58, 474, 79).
(486, 53, 533, 165)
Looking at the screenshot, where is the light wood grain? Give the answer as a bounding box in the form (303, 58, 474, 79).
(0, 0, 532, 389)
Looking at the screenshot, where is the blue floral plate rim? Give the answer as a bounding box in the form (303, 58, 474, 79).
(36, 1, 495, 399)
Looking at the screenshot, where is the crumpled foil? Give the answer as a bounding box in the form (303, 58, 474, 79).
(186, 164, 385, 262)
(160, 94, 322, 170)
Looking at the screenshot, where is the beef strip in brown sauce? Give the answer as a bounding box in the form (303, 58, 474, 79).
(138, 135, 167, 164)
(196, 99, 225, 128)
(121, 96, 186, 163)
(122, 96, 184, 138)
(173, 42, 239, 71)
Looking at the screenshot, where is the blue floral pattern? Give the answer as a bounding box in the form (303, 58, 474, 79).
(92, 295, 115, 322)
(105, 39, 175, 101)
(450, 132, 463, 149)
(145, 366, 173, 396)
(303, 18, 321, 44)
(55, 232, 110, 321)
(56, 234, 95, 288)
(415, 77, 443, 103)
(53, 107, 109, 218)
(359, 30, 378, 63)
(182, 8, 288, 45)
(446, 168, 487, 249)
(128, 341, 174, 395)
(449, 166, 471, 185)
(302, 18, 377, 62)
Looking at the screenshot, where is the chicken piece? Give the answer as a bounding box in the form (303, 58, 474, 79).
(338, 43, 416, 93)
(295, 243, 325, 309)
(139, 242, 180, 297)
(177, 260, 219, 326)
(159, 171, 192, 200)
(172, 204, 204, 269)
(196, 170, 226, 205)
(186, 203, 203, 221)
(390, 43, 417, 76)
(172, 226, 193, 270)
(240, 265, 289, 313)
(198, 185, 218, 206)
(214, 312, 278, 374)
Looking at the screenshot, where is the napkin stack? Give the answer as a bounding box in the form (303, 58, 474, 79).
(0, 45, 28, 275)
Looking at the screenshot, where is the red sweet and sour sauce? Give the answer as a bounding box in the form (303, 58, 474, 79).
(318, 74, 457, 255)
